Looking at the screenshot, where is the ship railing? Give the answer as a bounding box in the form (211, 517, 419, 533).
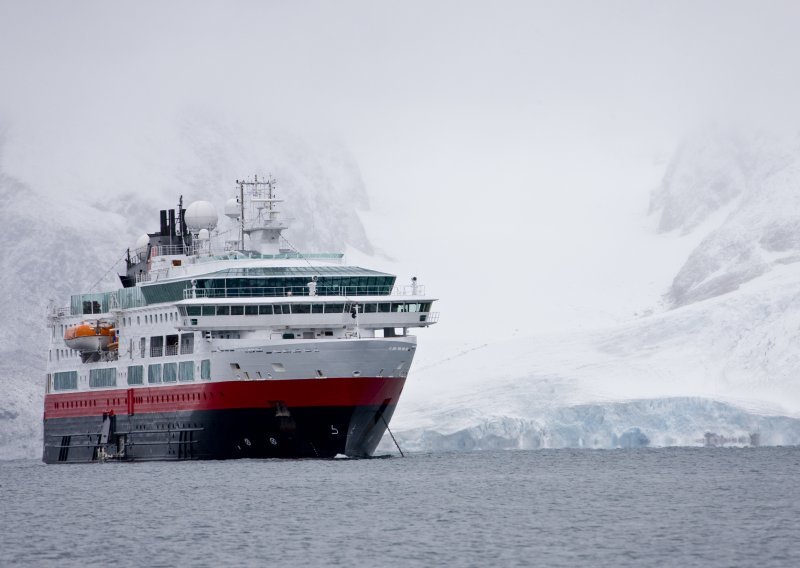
(150, 244, 187, 257)
(50, 306, 71, 318)
(164, 345, 179, 356)
(182, 284, 427, 300)
(150, 347, 163, 357)
(421, 312, 440, 324)
(391, 284, 426, 296)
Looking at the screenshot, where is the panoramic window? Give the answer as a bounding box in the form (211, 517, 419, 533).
(231, 305, 244, 316)
(259, 305, 273, 315)
(201, 359, 211, 380)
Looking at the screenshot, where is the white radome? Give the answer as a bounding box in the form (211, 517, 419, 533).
(224, 197, 241, 219)
(198, 228, 210, 241)
(185, 201, 218, 231)
(135, 233, 150, 251)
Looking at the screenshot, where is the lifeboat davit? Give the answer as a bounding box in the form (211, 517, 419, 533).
(64, 321, 114, 352)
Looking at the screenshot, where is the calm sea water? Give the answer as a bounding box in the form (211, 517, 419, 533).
(2, 448, 799, 567)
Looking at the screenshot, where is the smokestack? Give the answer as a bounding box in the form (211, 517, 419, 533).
(168, 209, 176, 237)
(159, 210, 167, 236)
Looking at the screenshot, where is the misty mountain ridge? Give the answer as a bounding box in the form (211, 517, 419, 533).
(651, 128, 800, 307)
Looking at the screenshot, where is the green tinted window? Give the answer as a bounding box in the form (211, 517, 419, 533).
(163, 363, 177, 383)
(54, 371, 78, 390)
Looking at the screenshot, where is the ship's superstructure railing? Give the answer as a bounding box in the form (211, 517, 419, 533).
(141, 242, 346, 264)
(182, 284, 426, 300)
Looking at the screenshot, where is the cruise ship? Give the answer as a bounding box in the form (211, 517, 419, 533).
(43, 176, 438, 462)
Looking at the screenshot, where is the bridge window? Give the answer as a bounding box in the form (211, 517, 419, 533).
(259, 305, 273, 315)
(216, 305, 230, 316)
(293, 304, 310, 314)
(311, 304, 324, 314)
(325, 304, 344, 314)
(364, 304, 377, 313)
(186, 306, 201, 316)
(231, 305, 244, 316)
(245, 305, 258, 315)
(202, 306, 215, 316)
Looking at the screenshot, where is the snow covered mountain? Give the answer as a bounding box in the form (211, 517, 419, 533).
(380, 128, 800, 452)
(0, 119, 373, 459)
(654, 128, 800, 306)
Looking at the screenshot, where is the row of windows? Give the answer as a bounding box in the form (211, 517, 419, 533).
(180, 302, 433, 317)
(53, 361, 211, 390)
(148, 360, 210, 383)
(119, 311, 180, 328)
(196, 276, 395, 295)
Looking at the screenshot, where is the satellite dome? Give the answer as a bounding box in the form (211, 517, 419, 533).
(185, 201, 218, 231)
(224, 197, 240, 219)
(135, 233, 150, 251)
(197, 228, 210, 241)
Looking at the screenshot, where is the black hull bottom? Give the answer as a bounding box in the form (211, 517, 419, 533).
(42, 404, 397, 463)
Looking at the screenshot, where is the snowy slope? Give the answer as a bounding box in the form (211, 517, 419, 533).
(380, 128, 800, 451)
(382, 262, 800, 452)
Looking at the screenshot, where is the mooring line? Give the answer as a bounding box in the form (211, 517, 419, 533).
(382, 416, 405, 457)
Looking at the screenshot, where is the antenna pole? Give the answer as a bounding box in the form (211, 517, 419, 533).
(239, 180, 245, 250)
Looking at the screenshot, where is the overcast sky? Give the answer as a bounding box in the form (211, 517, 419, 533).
(2, 1, 799, 337)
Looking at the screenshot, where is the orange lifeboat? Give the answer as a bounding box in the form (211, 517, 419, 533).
(64, 321, 114, 352)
